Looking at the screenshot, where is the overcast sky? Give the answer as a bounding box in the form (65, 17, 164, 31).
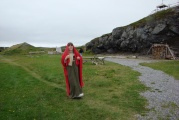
(0, 0, 178, 47)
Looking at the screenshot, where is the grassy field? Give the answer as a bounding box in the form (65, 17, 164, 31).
(0, 55, 149, 120)
(140, 60, 179, 80)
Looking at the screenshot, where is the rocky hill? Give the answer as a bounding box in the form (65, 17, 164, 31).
(86, 6, 179, 56)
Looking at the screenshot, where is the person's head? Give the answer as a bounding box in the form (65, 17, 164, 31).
(67, 42, 74, 51)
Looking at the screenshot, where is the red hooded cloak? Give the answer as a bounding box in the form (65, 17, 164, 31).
(61, 43, 84, 96)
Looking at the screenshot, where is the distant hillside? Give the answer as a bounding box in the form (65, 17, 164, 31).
(0, 42, 45, 55)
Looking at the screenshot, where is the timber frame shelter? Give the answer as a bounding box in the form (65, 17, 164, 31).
(147, 44, 176, 60)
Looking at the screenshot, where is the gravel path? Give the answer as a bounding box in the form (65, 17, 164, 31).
(105, 57, 179, 120)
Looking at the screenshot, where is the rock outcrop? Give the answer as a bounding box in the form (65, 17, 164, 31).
(86, 6, 179, 55)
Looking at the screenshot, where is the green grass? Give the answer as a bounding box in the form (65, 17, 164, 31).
(0, 55, 149, 120)
(140, 60, 179, 80)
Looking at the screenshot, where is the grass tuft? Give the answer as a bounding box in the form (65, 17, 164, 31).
(140, 60, 179, 80)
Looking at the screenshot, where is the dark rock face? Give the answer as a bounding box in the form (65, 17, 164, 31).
(86, 6, 179, 55)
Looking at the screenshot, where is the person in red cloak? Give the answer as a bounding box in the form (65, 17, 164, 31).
(61, 42, 84, 98)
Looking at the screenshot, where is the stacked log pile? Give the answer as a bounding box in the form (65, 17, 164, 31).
(149, 44, 176, 59)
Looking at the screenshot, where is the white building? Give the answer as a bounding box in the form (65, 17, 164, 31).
(56, 47, 62, 53)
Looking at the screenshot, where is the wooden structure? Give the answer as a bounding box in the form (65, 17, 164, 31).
(83, 56, 105, 65)
(147, 44, 176, 59)
(157, 0, 168, 9)
(157, 3, 168, 9)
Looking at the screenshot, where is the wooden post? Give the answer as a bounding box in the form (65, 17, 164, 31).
(167, 45, 176, 60)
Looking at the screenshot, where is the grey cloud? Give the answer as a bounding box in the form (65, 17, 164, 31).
(0, 0, 178, 47)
